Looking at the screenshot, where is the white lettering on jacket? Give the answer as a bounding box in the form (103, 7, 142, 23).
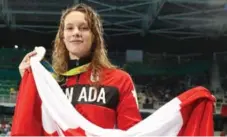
(64, 87, 106, 104)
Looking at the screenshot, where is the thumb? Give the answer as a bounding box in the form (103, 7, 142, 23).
(28, 67, 32, 72)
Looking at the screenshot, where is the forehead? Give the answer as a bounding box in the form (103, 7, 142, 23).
(64, 11, 87, 25)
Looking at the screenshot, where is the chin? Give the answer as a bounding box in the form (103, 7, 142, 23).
(69, 46, 80, 52)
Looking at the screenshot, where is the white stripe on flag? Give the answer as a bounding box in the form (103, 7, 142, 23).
(31, 57, 184, 136)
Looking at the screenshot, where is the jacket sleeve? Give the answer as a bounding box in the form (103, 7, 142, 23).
(11, 70, 44, 136)
(116, 73, 142, 130)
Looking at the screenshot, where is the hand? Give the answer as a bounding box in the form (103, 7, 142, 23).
(18, 51, 37, 78)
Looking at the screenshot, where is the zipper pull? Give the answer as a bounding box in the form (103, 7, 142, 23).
(76, 74, 81, 84)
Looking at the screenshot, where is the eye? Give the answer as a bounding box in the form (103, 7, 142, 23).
(80, 26, 89, 31)
(65, 26, 73, 30)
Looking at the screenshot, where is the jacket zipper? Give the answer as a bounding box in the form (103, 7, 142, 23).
(76, 74, 81, 84)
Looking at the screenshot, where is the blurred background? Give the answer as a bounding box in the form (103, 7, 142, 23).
(1, 0, 227, 136)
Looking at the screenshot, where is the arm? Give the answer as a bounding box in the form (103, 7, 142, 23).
(116, 73, 142, 130)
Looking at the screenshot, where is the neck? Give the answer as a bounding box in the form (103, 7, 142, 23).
(69, 54, 79, 60)
(68, 55, 92, 70)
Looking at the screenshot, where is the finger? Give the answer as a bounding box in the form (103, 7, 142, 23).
(27, 51, 37, 57)
(19, 62, 31, 69)
(28, 67, 32, 72)
(22, 51, 37, 62)
(26, 51, 37, 58)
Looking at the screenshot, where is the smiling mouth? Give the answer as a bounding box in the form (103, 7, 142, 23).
(71, 41, 83, 43)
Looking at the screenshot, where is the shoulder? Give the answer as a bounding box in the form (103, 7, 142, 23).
(103, 68, 132, 81)
(101, 68, 134, 90)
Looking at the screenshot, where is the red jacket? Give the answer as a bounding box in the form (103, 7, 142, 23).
(11, 66, 142, 136)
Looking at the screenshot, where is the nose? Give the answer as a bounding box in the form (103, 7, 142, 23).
(72, 27, 81, 37)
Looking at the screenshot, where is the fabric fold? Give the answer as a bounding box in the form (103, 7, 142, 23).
(11, 56, 215, 136)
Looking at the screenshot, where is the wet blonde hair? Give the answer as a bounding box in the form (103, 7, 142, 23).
(52, 3, 116, 83)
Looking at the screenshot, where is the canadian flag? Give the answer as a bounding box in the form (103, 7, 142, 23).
(11, 48, 215, 136)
